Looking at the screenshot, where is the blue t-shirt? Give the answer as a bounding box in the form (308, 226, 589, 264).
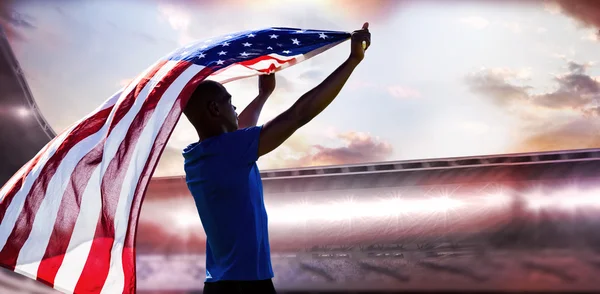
(182, 126, 273, 282)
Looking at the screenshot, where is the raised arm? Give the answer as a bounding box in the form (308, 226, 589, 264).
(237, 74, 276, 129)
(257, 22, 371, 157)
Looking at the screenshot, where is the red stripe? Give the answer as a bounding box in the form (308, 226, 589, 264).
(33, 61, 169, 288)
(74, 61, 193, 294)
(121, 67, 213, 293)
(0, 106, 114, 270)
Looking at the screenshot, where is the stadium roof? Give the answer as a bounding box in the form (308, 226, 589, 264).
(0, 28, 55, 185)
(151, 147, 600, 194)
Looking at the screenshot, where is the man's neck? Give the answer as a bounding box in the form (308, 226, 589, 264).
(197, 125, 233, 142)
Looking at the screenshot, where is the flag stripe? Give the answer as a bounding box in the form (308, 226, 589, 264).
(35, 61, 170, 293)
(5, 60, 167, 278)
(100, 63, 207, 294)
(0, 105, 114, 269)
(74, 61, 192, 293)
(120, 66, 214, 293)
(0, 93, 121, 258)
(33, 62, 168, 289)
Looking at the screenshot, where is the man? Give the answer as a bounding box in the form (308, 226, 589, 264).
(182, 22, 371, 293)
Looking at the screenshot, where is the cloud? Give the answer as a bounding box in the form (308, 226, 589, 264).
(260, 130, 393, 169)
(0, 0, 36, 41)
(552, 0, 600, 31)
(534, 62, 600, 110)
(465, 67, 532, 107)
(157, 3, 195, 46)
(468, 62, 600, 112)
(460, 16, 490, 30)
(512, 117, 600, 152)
(466, 61, 600, 153)
(304, 131, 393, 165)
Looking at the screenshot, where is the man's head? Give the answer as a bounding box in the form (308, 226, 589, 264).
(184, 80, 239, 139)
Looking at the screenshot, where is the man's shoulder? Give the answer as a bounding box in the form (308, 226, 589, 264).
(218, 126, 263, 144)
(230, 126, 263, 136)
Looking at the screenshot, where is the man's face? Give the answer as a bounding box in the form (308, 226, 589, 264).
(212, 85, 238, 131)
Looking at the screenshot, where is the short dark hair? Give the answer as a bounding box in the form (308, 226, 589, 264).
(184, 80, 225, 118)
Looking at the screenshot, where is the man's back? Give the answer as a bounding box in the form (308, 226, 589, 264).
(183, 126, 273, 282)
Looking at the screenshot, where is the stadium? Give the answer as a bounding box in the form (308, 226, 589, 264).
(2, 25, 600, 294)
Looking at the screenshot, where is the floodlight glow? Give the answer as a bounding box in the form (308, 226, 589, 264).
(268, 196, 466, 224)
(526, 187, 600, 211)
(16, 107, 30, 118)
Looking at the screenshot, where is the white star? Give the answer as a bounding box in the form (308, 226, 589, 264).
(319, 33, 328, 39)
(291, 38, 300, 45)
(216, 60, 224, 65)
(222, 42, 230, 47)
(276, 43, 283, 47)
(243, 42, 252, 47)
(218, 51, 227, 55)
(269, 34, 278, 39)
(283, 50, 291, 54)
(267, 46, 273, 50)
(247, 33, 255, 38)
(197, 53, 206, 58)
(240, 52, 249, 57)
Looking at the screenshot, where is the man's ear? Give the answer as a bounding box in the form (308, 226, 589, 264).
(207, 100, 220, 117)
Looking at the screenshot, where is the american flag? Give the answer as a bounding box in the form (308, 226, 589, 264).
(0, 27, 350, 293)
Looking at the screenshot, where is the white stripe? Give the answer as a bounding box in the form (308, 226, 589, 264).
(13, 100, 130, 277)
(10, 89, 136, 278)
(52, 168, 101, 294)
(0, 88, 128, 253)
(100, 64, 205, 294)
(209, 53, 301, 84)
(0, 129, 71, 252)
(52, 61, 180, 293)
(10, 63, 153, 286)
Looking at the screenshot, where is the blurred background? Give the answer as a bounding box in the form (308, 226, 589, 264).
(2, 0, 600, 293)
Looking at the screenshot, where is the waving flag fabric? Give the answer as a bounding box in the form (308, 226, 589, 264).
(0, 27, 350, 293)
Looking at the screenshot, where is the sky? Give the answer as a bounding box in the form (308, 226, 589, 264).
(3, 0, 600, 177)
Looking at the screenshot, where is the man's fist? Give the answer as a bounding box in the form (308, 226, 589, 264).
(258, 73, 276, 96)
(349, 22, 371, 63)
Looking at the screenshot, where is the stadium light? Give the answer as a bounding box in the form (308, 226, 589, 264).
(15, 106, 30, 118)
(526, 186, 600, 211)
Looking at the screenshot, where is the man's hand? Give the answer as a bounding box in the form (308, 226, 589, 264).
(348, 22, 371, 64)
(258, 74, 276, 97)
(257, 22, 370, 157)
(237, 74, 276, 129)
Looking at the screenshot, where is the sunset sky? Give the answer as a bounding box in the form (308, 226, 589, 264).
(3, 0, 600, 177)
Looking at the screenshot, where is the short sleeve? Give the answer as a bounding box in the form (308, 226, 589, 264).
(222, 126, 263, 164)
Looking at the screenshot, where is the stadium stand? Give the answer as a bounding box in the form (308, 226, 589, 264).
(139, 149, 600, 293)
